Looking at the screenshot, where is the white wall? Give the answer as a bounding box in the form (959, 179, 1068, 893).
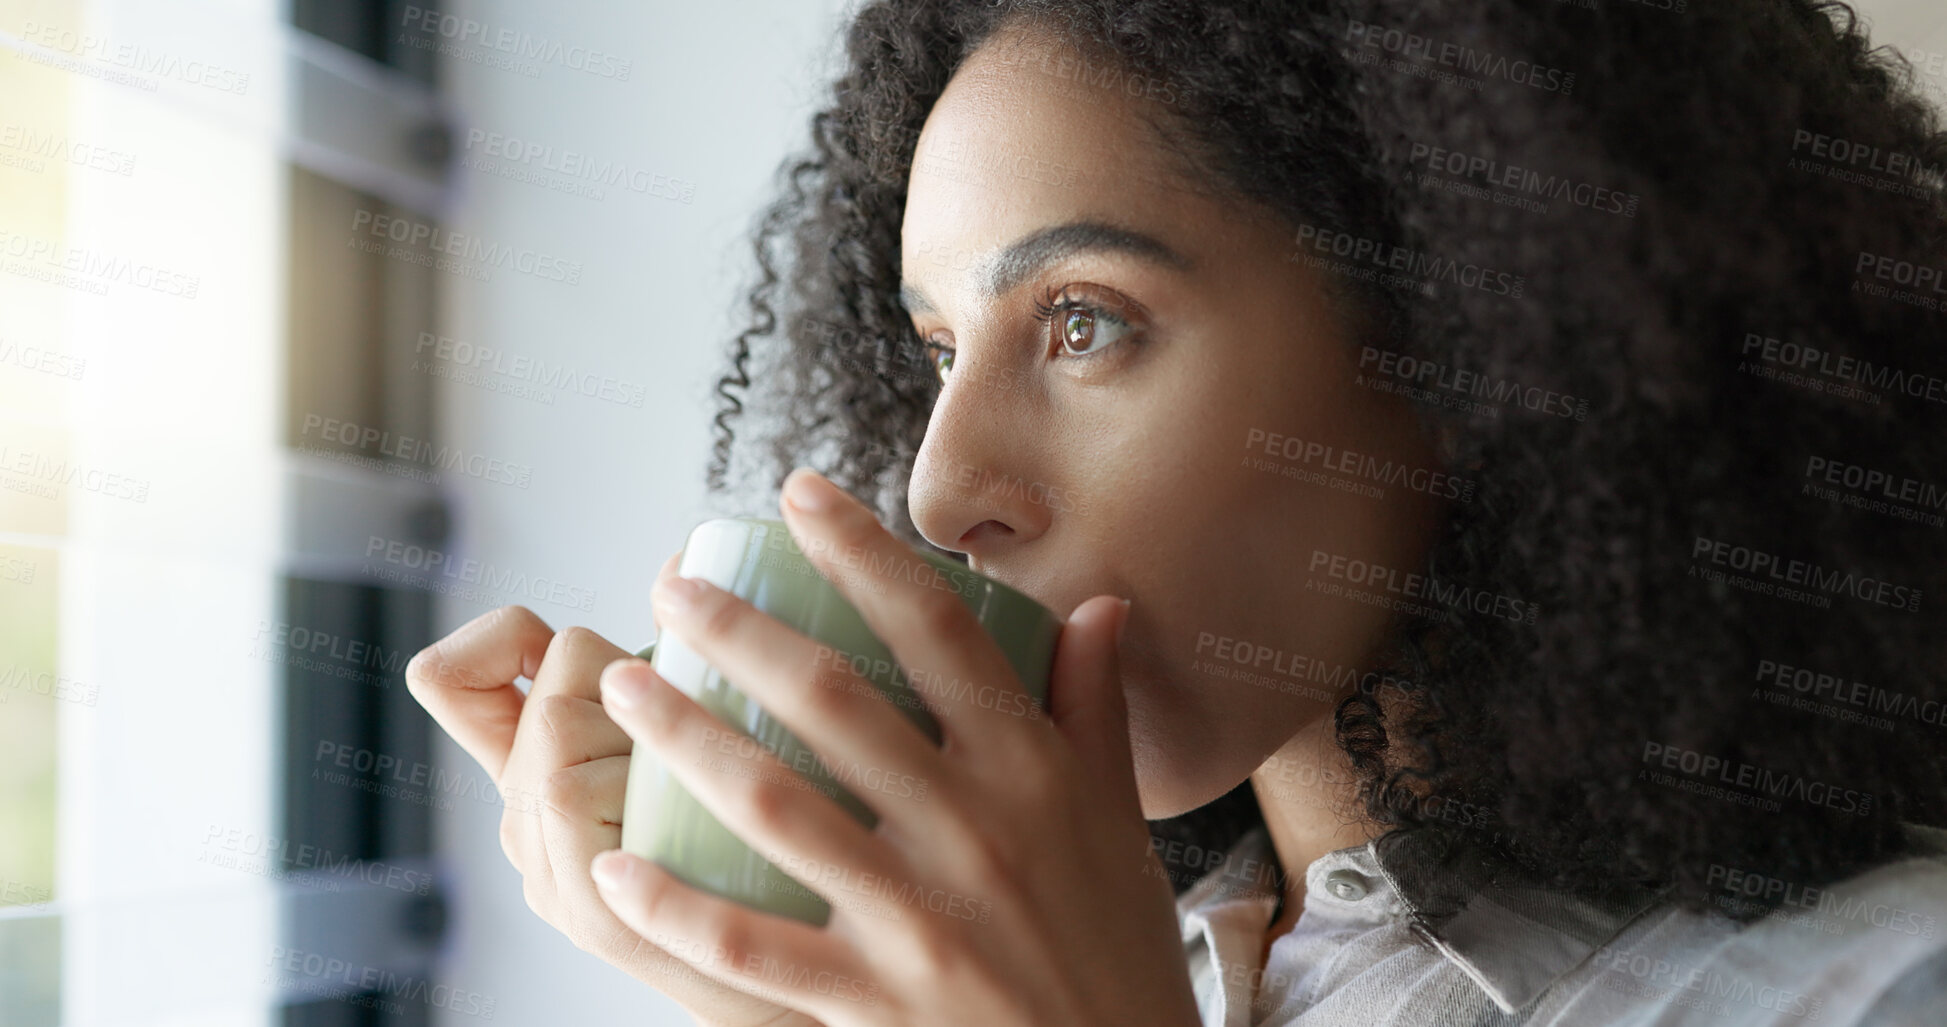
(425, 2, 857, 1024)
(1857, 0, 1947, 95)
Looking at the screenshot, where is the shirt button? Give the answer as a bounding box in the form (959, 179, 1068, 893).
(1324, 869, 1371, 902)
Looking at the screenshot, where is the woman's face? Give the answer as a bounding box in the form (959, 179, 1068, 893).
(901, 23, 1446, 818)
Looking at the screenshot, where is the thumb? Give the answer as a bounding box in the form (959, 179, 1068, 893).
(1046, 595, 1138, 802)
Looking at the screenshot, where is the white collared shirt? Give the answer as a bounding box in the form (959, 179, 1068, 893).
(1177, 824, 1947, 1025)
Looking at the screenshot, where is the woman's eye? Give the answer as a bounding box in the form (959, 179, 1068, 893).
(1032, 286, 1140, 362)
(919, 290, 1136, 387)
(1054, 305, 1132, 357)
(918, 333, 954, 383)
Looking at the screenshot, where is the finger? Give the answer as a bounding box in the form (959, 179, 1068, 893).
(503, 627, 636, 891)
(599, 658, 910, 897)
(543, 758, 857, 1027)
(544, 750, 630, 825)
(652, 549, 682, 619)
(405, 605, 554, 781)
(528, 625, 631, 705)
(647, 574, 944, 814)
(513, 627, 633, 818)
(532, 695, 634, 769)
(1046, 595, 1141, 813)
(537, 757, 802, 1027)
(591, 850, 886, 1024)
(507, 755, 619, 919)
(775, 467, 1039, 755)
(540, 754, 628, 934)
(505, 629, 634, 809)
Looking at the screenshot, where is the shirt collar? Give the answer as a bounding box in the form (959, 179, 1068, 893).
(1174, 828, 1285, 937)
(1365, 827, 1669, 1013)
(1177, 825, 1670, 1016)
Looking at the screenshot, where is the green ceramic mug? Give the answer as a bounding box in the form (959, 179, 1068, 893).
(618, 517, 1063, 926)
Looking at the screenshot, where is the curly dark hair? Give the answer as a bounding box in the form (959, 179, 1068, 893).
(702, 0, 1947, 920)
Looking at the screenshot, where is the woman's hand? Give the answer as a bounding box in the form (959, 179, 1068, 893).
(403, 559, 821, 1027)
(587, 468, 1201, 1027)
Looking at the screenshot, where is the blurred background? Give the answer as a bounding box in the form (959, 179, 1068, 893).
(0, 0, 1939, 1024)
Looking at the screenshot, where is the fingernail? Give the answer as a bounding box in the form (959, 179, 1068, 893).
(784, 469, 833, 512)
(602, 661, 653, 712)
(1114, 598, 1133, 646)
(592, 850, 636, 889)
(653, 575, 707, 613)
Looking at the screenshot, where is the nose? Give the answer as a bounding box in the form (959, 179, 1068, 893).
(906, 367, 1053, 562)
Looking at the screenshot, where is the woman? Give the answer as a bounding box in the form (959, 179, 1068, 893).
(405, 0, 1947, 1023)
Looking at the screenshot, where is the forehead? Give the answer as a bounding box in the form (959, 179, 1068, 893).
(899, 24, 1207, 288)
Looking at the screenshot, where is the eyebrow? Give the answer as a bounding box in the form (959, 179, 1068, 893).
(898, 219, 1192, 316)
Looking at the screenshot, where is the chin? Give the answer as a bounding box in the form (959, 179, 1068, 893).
(1142, 778, 1244, 820)
(1129, 741, 1244, 820)
(1121, 669, 1236, 819)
